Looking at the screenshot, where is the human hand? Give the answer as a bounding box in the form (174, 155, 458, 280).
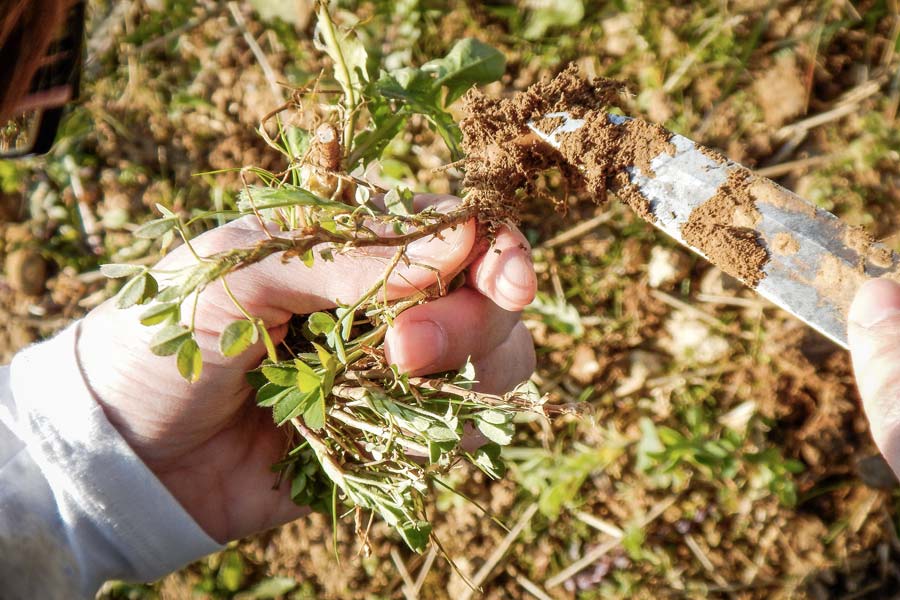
(76, 194, 536, 543)
(848, 278, 900, 480)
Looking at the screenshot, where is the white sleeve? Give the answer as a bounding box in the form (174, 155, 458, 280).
(0, 322, 222, 600)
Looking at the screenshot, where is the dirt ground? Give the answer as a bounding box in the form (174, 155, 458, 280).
(3, 1, 900, 599)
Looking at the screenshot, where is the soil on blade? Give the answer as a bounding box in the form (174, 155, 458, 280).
(681, 168, 769, 287)
(460, 66, 772, 287)
(459, 65, 674, 225)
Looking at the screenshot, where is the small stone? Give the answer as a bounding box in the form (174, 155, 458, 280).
(0, 193, 22, 222)
(856, 454, 899, 490)
(5, 249, 48, 296)
(647, 246, 688, 288)
(570, 344, 601, 384)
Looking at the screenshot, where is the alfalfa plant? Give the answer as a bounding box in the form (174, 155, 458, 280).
(102, 4, 573, 555)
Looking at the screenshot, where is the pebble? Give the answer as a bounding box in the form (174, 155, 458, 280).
(5, 249, 48, 296)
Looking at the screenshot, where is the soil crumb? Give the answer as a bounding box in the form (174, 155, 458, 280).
(869, 246, 893, 269)
(459, 64, 674, 226)
(772, 232, 800, 256)
(680, 169, 769, 287)
(844, 225, 874, 258)
(843, 225, 896, 268)
(817, 254, 866, 309)
(749, 177, 817, 218)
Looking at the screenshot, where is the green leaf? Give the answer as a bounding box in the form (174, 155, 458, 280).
(478, 409, 509, 425)
(372, 69, 463, 158)
(472, 444, 506, 479)
(300, 248, 315, 268)
(262, 365, 298, 387)
(176, 338, 203, 383)
(237, 185, 350, 214)
(351, 110, 406, 166)
(621, 524, 647, 561)
(233, 576, 298, 600)
(100, 263, 144, 279)
(314, 4, 369, 93)
(216, 550, 246, 593)
(424, 38, 506, 105)
(155, 285, 182, 303)
(307, 312, 336, 336)
(274, 387, 318, 425)
(246, 370, 267, 390)
(115, 272, 157, 309)
(384, 187, 415, 216)
(375, 67, 438, 105)
(335, 306, 354, 341)
(429, 441, 442, 464)
(115, 274, 147, 309)
(295, 360, 321, 394)
(139, 302, 179, 326)
(256, 383, 292, 407)
(426, 424, 459, 443)
(155, 203, 176, 218)
(219, 320, 259, 357)
(150, 325, 192, 357)
(522, 0, 585, 40)
(303, 389, 327, 430)
(525, 292, 585, 338)
(396, 520, 432, 553)
(476, 419, 515, 445)
(133, 217, 178, 239)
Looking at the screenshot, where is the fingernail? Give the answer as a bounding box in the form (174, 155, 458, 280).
(496, 253, 536, 308)
(385, 320, 447, 372)
(849, 278, 900, 328)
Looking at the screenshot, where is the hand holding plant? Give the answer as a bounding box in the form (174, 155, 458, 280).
(77, 194, 536, 544)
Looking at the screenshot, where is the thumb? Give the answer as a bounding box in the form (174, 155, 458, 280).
(848, 278, 900, 472)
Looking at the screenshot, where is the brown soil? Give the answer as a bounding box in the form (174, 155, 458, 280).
(459, 65, 674, 226)
(772, 232, 801, 256)
(816, 254, 867, 310)
(680, 168, 769, 287)
(843, 225, 894, 268)
(460, 66, 776, 287)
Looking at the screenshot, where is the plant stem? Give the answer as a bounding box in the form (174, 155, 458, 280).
(330, 408, 429, 455)
(220, 276, 256, 322)
(176, 223, 204, 263)
(317, 3, 358, 165)
(203, 207, 474, 302)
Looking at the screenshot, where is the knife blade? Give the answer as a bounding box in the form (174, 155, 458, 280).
(527, 112, 896, 349)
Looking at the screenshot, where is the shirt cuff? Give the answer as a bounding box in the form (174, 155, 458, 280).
(9, 322, 223, 588)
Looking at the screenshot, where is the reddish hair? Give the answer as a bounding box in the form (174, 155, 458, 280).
(0, 0, 70, 121)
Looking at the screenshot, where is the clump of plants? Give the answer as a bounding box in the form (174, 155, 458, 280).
(102, 5, 599, 555)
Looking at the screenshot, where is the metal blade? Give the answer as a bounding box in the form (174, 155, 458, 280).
(528, 113, 897, 349)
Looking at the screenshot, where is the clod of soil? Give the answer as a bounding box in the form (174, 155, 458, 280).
(5, 249, 48, 296)
(680, 169, 769, 287)
(459, 64, 674, 226)
(772, 232, 801, 256)
(843, 225, 893, 268)
(459, 66, 771, 287)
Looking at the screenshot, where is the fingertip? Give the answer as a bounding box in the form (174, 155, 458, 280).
(471, 226, 536, 312)
(384, 317, 448, 375)
(494, 247, 537, 310)
(849, 278, 900, 329)
(847, 278, 900, 462)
